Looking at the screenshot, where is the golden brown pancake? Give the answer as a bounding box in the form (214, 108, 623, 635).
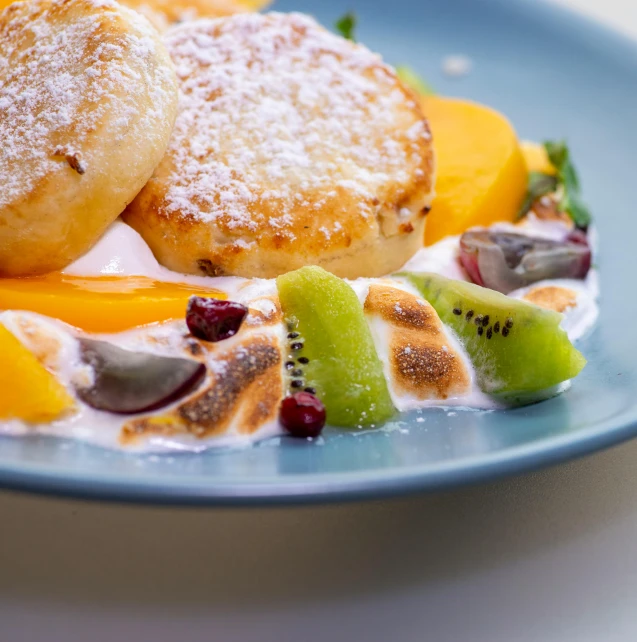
(125, 12, 435, 279)
(0, 0, 178, 276)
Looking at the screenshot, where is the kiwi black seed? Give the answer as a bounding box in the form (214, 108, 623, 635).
(502, 326, 510, 338)
(493, 321, 500, 334)
(505, 318, 514, 329)
(465, 310, 474, 321)
(291, 342, 304, 351)
(285, 361, 295, 370)
(287, 332, 300, 339)
(474, 315, 483, 326)
(482, 315, 490, 327)
(453, 308, 462, 316)
(487, 327, 493, 339)
(477, 326, 484, 336)
(298, 357, 310, 365)
(305, 387, 317, 394)
(292, 369, 304, 377)
(291, 380, 304, 389)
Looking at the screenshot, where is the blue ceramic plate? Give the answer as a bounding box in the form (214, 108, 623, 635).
(1, 0, 636, 505)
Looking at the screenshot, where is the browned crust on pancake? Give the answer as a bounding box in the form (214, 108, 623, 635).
(124, 13, 435, 279)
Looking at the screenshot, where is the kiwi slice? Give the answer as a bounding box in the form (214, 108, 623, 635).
(276, 266, 395, 427)
(402, 272, 586, 398)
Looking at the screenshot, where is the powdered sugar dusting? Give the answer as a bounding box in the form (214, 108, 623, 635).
(161, 12, 430, 233)
(0, 0, 174, 209)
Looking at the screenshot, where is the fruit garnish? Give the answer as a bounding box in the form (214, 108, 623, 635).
(402, 272, 586, 398)
(186, 297, 248, 343)
(279, 392, 326, 439)
(517, 173, 559, 220)
(0, 274, 226, 333)
(520, 141, 557, 176)
(420, 96, 528, 246)
(276, 266, 395, 427)
(335, 11, 357, 41)
(0, 324, 74, 422)
(459, 229, 592, 294)
(76, 339, 206, 414)
(545, 140, 592, 229)
(518, 140, 592, 228)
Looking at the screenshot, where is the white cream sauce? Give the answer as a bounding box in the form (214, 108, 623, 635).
(1, 216, 599, 452)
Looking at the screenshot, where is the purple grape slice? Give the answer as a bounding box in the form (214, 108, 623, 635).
(76, 339, 206, 414)
(459, 229, 592, 294)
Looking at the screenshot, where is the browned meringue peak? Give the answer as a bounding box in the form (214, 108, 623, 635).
(364, 284, 471, 401)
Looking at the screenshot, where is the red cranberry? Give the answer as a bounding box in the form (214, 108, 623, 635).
(186, 297, 248, 342)
(279, 392, 326, 439)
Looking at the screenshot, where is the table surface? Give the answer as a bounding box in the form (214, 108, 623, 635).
(2, 1, 637, 641)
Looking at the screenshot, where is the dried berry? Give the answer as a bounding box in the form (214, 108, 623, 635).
(279, 392, 326, 438)
(186, 297, 248, 343)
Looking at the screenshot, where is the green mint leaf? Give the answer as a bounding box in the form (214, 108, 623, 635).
(395, 65, 435, 96)
(564, 192, 593, 228)
(561, 160, 581, 192)
(542, 140, 592, 228)
(335, 12, 357, 41)
(517, 171, 558, 220)
(544, 140, 569, 169)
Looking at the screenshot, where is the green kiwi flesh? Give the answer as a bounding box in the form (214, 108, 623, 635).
(276, 266, 395, 427)
(401, 272, 587, 397)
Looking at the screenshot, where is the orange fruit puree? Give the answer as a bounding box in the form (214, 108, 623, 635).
(0, 274, 226, 333)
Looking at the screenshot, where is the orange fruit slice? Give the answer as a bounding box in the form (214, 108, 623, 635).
(421, 96, 528, 245)
(520, 141, 557, 175)
(0, 324, 74, 422)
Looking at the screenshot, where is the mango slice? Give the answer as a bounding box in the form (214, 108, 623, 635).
(239, 0, 270, 8)
(0, 325, 74, 422)
(0, 275, 226, 333)
(420, 96, 528, 246)
(520, 141, 557, 175)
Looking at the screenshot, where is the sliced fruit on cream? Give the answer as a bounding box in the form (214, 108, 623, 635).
(0, 274, 226, 333)
(420, 96, 528, 245)
(402, 272, 586, 399)
(76, 338, 207, 414)
(363, 283, 472, 410)
(121, 333, 284, 444)
(276, 266, 395, 427)
(459, 229, 591, 294)
(0, 324, 74, 422)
